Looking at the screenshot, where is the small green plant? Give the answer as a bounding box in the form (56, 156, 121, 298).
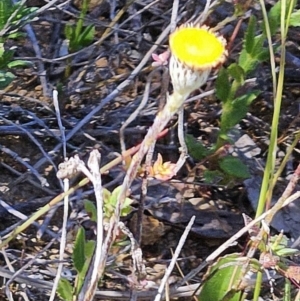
(186, 134, 251, 185)
(185, 6, 290, 185)
(255, 0, 299, 220)
(198, 253, 250, 301)
(0, 0, 37, 40)
(102, 186, 134, 221)
(84, 186, 134, 223)
(0, 44, 16, 88)
(197, 2, 300, 298)
(64, 0, 95, 77)
(57, 227, 95, 301)
(0, 42, 32, 88)
(57, 186, 134, 300)
(198, 232, 299, 301)
(64, 0, 95, 53)
(0, 0, 36, 88)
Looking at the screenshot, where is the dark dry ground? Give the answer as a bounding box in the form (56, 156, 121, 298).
(0, 0, 300, 300)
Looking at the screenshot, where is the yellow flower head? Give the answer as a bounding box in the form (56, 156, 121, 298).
(169, 24, 227, 98)
(169, 24, 227, 71)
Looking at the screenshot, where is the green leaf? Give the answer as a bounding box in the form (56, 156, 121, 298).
(219, 156, 250, 179)
(252, 35, 266, 57)
(103, 188, 111, 203)
(65, 24, 75, 41)
(266, 1, 281, 35)
(216, 68, 230, 102)
(185, 134, 210, 160)
(57, 278, 73, 301)
(72, 227, 86, 273)
(103, 186, 133, 218)
(84, 199, 97, 222)
(112, 187, 133, 217)
(269, 234, 299, 256)
(238, 34, 267, 75)
(290, 10, 300, 27)
(256, 49, 270, 61)
(78, 25, 95, 46)
(0, 43, 5, 56)
(72, 233, 96, 297)
(198, 254, 250, 301)
(111, 186, 133, 208)
(244, 16, 256, 53)
(75, 240, 95, 296)
(7, 59, 32, 68)
(120, 201, 133, 217)
(0, 71, 15, 88)
(0, 1, 37, 36)
(227, 64, 245, 97)
(238, 48, 259, 75)
(227, 64, 245, 84)
(266, 0, 297, 32)
(110, 186, 122, 207)
(203, 170, 224, 184)
(220, 91, 258, 135)
(81, 0, 89, 14)
(103, 189, 113, 217)
(276, 248, 299, 257)
(0, 0, 13, 29)
(104, 202, 114, 218)
(115, 239, 130, 247)
(7, 32, 25, 39)
(85, 240, 95, 258)
(65, 19, 95, 52)
(0, 47, 14, 69)
(238, 16, 269, 75)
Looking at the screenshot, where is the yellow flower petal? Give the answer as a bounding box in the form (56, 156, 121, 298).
(169, 25, 227, 71)
(168, 24, 227, 98)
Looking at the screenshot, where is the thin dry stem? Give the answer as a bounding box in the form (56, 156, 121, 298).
(53, 89, 66, 158)
(154, 215, 195, 301)
(99, 91, 187, 285)
(79, 150, 104, 301)
(49, 178, 69, 301)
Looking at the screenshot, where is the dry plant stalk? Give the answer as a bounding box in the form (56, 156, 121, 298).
(100, 22, 228, 295)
